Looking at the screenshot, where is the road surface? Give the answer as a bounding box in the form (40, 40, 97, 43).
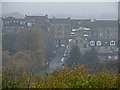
(48, 47, 65, 72)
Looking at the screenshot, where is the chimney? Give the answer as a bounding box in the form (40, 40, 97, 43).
(25, 14, 27, 17)
(67, 17, 71, 19)
(45, 14, 48, 18)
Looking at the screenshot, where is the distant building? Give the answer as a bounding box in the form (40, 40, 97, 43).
(49, 18, 90, 48)
(2, 15, 50, 47)
(2, 17, 26, 32)
(68, 19, 118, 60)
(2, 15, 118, 60)
(49, 18, 72, 47)
(68, 27, 91, 54)
(25, 15, 50, 46)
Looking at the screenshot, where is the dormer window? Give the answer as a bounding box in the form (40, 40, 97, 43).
(5, 21, 9, 24)
(20, 21, 25, 25)
(97, 41, 101, 46)
(110, 41, 115, 46)
(90, 41, 95, 46)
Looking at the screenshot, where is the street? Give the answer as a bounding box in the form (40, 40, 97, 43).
(48, 47, 66, 72)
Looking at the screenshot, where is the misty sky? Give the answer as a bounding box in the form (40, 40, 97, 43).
(2, 2, 118, 19)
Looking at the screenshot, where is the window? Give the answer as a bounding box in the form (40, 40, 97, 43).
(75, 40, 78, 44)
(84, 34, 88, 36)
(21, 26, 24, 29)
(110, 41, 115, 46)
(66, 24, 69, 28)
(90, 41, 95, 46)
(27, 22, 32, 26)
(20, 21, 25, 25)
(108, 56, 111, 59)
(97, 41, 101, 46)
(5, 21, 9, 24)
(83, 43, 87, 48)
(105, 47, 108, 51)
(114, 56, 118, 59)
(80, 40, 82, 43)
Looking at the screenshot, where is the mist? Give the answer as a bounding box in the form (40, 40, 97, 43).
(2, 2, 118, 19)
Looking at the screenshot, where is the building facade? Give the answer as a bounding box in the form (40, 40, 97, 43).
(2, 16, 118, 60)
(68, 19, 118, 61)
(2, 15, 50, 47)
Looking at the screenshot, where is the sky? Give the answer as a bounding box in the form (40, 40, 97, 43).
(2, 2, 118, 19)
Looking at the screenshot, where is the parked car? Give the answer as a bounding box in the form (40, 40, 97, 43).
(61, 57, 64, 62)
(64, 53, 67, 57)
(61, 44, 65, 47)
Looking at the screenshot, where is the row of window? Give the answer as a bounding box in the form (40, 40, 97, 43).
(5, 26, 24, 30)
(90, 41, 116, 46)
(4, 21, 26, 25)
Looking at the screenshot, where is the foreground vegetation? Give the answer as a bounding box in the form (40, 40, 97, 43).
(2, 64, 120, 88)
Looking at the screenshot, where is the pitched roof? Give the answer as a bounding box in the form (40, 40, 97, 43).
(87, 20, 118, 27)
(25, 15, 47, 20)
(49, 18, 70, 24)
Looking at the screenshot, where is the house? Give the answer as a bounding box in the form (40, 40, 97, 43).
(2, 17, 26, 32)
(48, 17, 90, 48)
(2, 15, 50, 47)
(49, 18, 72, 48)
(68, 19, 118, 60)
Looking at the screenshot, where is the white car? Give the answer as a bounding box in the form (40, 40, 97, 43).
(64, 53, 67, 57)
(61, 57, 64, 62)
(56, 45, 59, 47)
(61, 44, 65, 47)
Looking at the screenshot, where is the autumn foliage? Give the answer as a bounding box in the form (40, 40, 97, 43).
(2, 64, 120, 88)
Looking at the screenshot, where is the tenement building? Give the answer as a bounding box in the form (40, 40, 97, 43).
(2, 15, 50, 47)
(68, 19, 118, 61)
(2, 17, 26, 32)
(2, 15, 118, 60)
(48, 17, 90, 48)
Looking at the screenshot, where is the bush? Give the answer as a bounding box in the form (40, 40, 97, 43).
(2, 64, 120, 88)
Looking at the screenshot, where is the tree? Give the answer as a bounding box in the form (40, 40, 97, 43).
(15, 28, 45, 73)
(65, 45, 81, 68)
(15, 28, 44, 53)
(45, 47, 55, 62)
(82, 47, 99, 64)
(2, 51, 11, 66)
(6, 50, 37, 73)
(2, 31, 16, 55)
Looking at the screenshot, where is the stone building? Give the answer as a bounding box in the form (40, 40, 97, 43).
(2, 15, 50, 47)
(2, 17, 26, 32)
(48, 18, 90, 48)
(2, 15, 118, 60)
(49, 18, 72, 47)
(68, 19, 118, 60)
(25, 15, 50, 47)
(88, 20, 118, 60)
(68, 27, 91, 54)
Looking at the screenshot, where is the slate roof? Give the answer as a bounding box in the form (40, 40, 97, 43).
(2, 17, 26, 26)
(25, 15, 48, 20)
(49, 18, 90, 24)
(49, 18, 71, 24)
(70, 19, 90, 24)
(86, 20, 118, 28)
